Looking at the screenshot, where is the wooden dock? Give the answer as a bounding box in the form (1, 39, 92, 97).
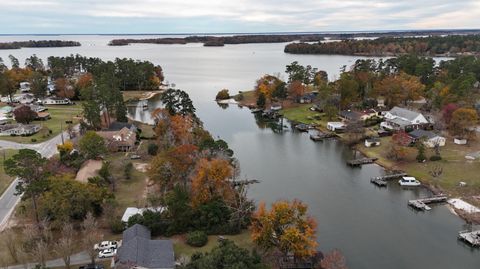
(458, 230, 480, 247)
(370, 178, 387, 187)
(371, 172, 407, 181)
(408, 196, 448, 211)
(230, 179, 260, 187)
(309, 132, 336, 142)
(346, 157, 378, 167)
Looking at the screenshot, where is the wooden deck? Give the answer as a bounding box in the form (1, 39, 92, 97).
(346, 157, 378, 167)
(370, 178, 387, 187)
(458, 230, 480, 247)
(408, 196, 448, 211)
(309, 132, 336, 142)
(371, 172, 407, 181)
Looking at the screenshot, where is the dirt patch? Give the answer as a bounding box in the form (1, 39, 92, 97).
(134, 162, 149, 172)
(75, 160, 103, 183)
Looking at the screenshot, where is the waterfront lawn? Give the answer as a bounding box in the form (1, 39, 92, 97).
(172, 230, 253, 259)
(358, 136, 480, 205)
(282, 104, 329, 127)
(122, 90, 161, 102)
(0, 149, 17, 196)
(0, 103, 83, 144)
(235, 90, 257, 105)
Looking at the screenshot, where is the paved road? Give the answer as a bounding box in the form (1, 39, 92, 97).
(7, 251, 109, 269)
(0, 126, 78, 231)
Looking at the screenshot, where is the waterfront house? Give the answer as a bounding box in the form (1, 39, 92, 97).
(365, 137, 381, 147)
(299, 93, 316, 104)
(327, 122, 346, 132)
(408, 129, 445, 148)
(97, 127, 137, 152)
(0, 124, 41, 136)
(115, 224, 174, 269)
(380, 106, 429, 131)
(340, 109, 378, 122)
(17, 94, 36, 104)
(41, 97, 72, 105)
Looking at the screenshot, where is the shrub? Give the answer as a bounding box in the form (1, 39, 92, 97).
(147, 143, 159, 155)
(31, 138, 37, 142)
(215, 89, 230, 100)
(186, 230, 208, 247)
(110, 218, 125, 234)
(124, 162, 134, 180)
(430, 155, 442, 161)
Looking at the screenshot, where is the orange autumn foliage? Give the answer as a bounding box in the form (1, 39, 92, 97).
(191, 158, 234, 207)
(251, 199, 318, 259)
(76, 73, 93, 89)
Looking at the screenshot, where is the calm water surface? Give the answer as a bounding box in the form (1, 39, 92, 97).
(1, 35, 478, 269)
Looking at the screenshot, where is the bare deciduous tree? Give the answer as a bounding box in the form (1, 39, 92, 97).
(82, 213, 102, 265)
(54, 223, 75, 269)
(4, 229, 19, 263)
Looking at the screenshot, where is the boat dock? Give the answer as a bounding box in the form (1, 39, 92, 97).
(346, 157, 378, 167)
(310, 132, 337, 142)
(370, 178, 387, 187)
(371, 172, 407, 181)
(408, 196, 448, 211)
(458, 230, 480, 247)
(230, 179, 260, 187)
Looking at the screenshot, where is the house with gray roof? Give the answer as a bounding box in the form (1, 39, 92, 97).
(408, 129, 446, 148)
(115, 224, 174, 269)
(380, 106, 429, 131)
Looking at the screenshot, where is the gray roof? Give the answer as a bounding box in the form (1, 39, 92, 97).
(409, 129, 440, 140)
(117, 224, 174, 269)
(389, 117, 412, 127)
(389, 107, 422, 121)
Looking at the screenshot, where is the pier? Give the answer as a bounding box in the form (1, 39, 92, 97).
(370, 178, 387, 187)
(408, 196, 448, 211)
(230, 179, 260, 187)
(371, 172, 407, 181)
(346, 157, 378, 167)
(458, 230, 480, 247)
(309, 132, 337, 142)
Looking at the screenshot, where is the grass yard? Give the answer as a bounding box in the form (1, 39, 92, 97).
(122, 90, 161, 102)
(171, 230, 253, 259)
(281, 104, 330, 129)
(0, 103, 83, 144)
(357, 136, 480, 205)
(0, 149, 17, 195)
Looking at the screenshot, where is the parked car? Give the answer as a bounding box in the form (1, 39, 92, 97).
(98, 248, 117, 258)
(79, 264, 104, 269)
(94, 241, 118, 250)
(377, 129, 393, 137)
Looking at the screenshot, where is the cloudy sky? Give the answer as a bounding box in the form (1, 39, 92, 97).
(1, 0, 479, 34)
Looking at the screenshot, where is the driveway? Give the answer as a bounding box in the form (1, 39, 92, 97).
(6, 251, 110, 269)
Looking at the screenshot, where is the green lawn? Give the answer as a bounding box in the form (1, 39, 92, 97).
(281, 104, 330, 130)
(0, 149, 17, 195)
(0, 103, 83, 144)
(358, 136, 480, 205)
(171, 230, 253, 259)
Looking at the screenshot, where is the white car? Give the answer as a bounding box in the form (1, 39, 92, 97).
(398, 176, 421, 187)
(98, 248, 117, 258)
(94, 241, 118, 251)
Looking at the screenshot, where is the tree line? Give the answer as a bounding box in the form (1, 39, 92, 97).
(0, 40, 80, 50)
(284, 35, 480, 56)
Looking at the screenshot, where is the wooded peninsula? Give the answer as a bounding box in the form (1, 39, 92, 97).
(0, 40, 81, 50)
(284, 35, 480, 56)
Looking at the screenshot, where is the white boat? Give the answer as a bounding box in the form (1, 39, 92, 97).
(398, 176, 421, 187)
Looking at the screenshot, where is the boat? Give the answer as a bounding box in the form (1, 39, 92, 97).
(250, 108, 263, 113)
(398, 176, 421, 187)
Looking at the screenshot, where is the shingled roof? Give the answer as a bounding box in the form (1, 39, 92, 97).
(117, 224, 174, 269)
(389, 107, 422, 121)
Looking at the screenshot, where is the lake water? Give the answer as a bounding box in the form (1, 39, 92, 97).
(1, 35, 479, 269)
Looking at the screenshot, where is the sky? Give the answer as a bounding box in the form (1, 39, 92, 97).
(0, 0, 479, 34)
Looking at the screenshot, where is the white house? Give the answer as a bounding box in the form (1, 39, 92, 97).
(19, 82, 30, 93)
(408, 129, 446, 148)
(0, 124, 41, 136)
(380, 106, 429, 131)
(41, 97, 72, 105)
(327, 122, 346, 132)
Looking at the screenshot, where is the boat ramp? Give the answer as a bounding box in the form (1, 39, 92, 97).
(458, 230, 480, 247)
(408, 196, 448, 211)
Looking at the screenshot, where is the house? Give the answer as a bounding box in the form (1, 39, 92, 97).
(19, 82, 30, 92)
(108, 122, 137, 132)
(380, 106, 429, 131)
(29, 104, 47, 113)
(454, 137, 468, 145)
(327, 122, 346, 132)
(0, 124, 41, 136)
(270, 103, 282, 111)
(17, 94, 36, 104)
(36, 112, 51, 121)
(41, 97, 72, 105)
(115, 224, 174, 269)
(408, 129, 446, 148)
(339, 109, 378, 122)
(97, 127, 137, 152)
(299, 93, 316, 104)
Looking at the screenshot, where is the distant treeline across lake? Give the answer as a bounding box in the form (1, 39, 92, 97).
(0, 40, 81, 50)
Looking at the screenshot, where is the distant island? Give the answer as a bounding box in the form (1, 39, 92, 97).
(108, 29, 480, 48)
(0, 40, 81, 50)
(284, 34, 480, 56)
(108, 34, 326, 46)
